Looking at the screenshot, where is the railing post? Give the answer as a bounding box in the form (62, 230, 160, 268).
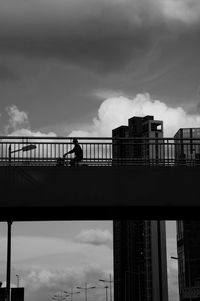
(8, 145, 11, 166)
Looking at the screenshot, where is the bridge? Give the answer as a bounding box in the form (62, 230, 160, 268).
(1, 136, 200, 221)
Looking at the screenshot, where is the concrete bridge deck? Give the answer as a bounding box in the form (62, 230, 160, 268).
(1, 165, 200, 221)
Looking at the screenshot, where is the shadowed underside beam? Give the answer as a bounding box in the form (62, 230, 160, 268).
(0, 166, 199, 220)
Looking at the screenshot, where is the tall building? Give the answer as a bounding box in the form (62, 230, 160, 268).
(112, 116, 168, 301)
(176, 221, 200, 301)
(113, 220, 168, 301)
(112, 115, 163, 164)
(174, 128, 200, 164)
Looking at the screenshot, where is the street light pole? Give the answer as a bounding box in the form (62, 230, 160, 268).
(16, 274, 19, 288)
(76, 283, 96, 301)
(99, 274, 113, 301)
(8, 144, 37, 166)
(53, 292, 69, 301)
(6, 144, 36, 301)
(171, 255, 192, 301)
(109, 274, 112, 301)
(64, 288, 80, 301)
(105, 286, 108, 301)
(6, 221, 12, 301)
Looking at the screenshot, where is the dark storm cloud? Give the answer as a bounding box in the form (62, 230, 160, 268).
(0, 0, 174, 73)
(0, 24, 159, 73)
(0, 0, 200, 74)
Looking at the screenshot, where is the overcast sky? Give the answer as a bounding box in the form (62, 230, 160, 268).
(0, 0, 200, 136)
(0, 0, 197, 300)
(0, 221, 178, 301)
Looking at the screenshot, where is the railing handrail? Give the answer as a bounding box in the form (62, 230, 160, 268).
(1, 136, 200, 167)
(1, 136, 200, 141)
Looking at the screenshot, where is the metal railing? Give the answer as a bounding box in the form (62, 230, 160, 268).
(0, 136, 200, 167)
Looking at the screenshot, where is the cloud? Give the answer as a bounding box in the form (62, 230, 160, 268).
(0, 0, 200, 73)
(70, 93, 200, 137)
(20, 266, 112, 301)
(0, 235, 113, 273)
(5, 105, 29, 133)
(0, 234, 112, 301)
(162, 0, 200, 24)
(7, 128, 57, 137)
(75, 229, 113, 248)
(3, 105, 56, 136)
(0, 265, 112, 301)
(22, 266, 110, 289)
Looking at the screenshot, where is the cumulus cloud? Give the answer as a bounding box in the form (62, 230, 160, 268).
(75, 229, 113, 248)
(3, 105, 56, 136)
(162, 0, 200, 24)
(0, 234, 113, 301)
(70, 93, 200, 137)
(22, 265, 110, 290)
(5, 105, 29, 133)
(0, 265, 111, 301)
(7, 128, 57, 137)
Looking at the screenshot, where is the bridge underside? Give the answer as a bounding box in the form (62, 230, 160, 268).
(0, 166, 199, 221)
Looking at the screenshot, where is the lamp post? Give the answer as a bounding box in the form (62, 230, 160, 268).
(16, 274, 19, 288)
(76, 283, 96, 301)
(104, 286, 109, 301)
(53, 297, 68, 301)
(171, 255, 192, 301)
(53, 292, 69, 301)
(6, 144, 37, 301)
(99, 274, 113, 301)
(6, 221, 12, 301)
(64, 289, 80, 301)
(8, 144, 37, 165)
(97, 285, 109, 301)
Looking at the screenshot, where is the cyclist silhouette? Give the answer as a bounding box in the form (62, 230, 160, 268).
(63, 138, 83, 166)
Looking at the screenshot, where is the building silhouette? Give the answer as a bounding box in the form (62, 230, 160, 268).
(174, 128, 200, 165)
(113, 220, 168, 301)
(0, 288, 24, 301)
(112, 116, 168, 301)
(176, 221, 200, 301)
(112, 115, 163, 164)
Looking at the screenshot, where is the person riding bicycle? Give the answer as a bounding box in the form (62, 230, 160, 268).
(63, 138, 83, 166)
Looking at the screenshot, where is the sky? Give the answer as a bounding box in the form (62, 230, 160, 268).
(0, 0, 198, 300)
(0, 221, 178, 301)
(0, 0, 200, 137)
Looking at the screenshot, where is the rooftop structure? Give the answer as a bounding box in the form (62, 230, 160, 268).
(112, 115, 164, 164)
(174, 128, 200, 164)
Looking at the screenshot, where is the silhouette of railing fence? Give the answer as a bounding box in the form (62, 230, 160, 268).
(0, 136, 200, 167)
